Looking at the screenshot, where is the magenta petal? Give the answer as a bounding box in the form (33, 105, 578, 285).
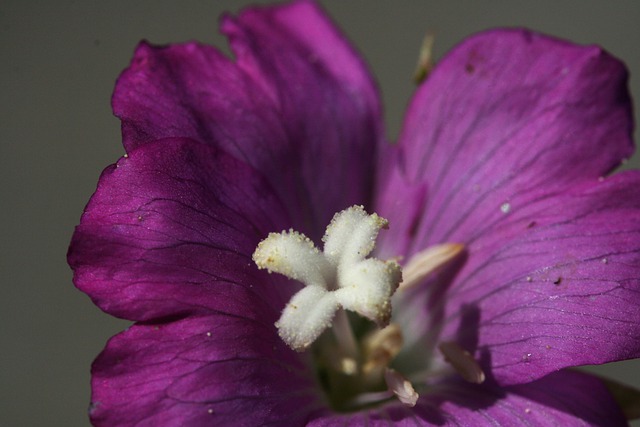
(375, 143, 428, 259)
(434, 171, 640, 385)
(73, 6, 640, 423)
(307, 371, 625, 426)
(113, 1, 382, 239)
(90, 314, 321, 427)
(68, 138, 294, 322)
(385, 29, 633, 252)
(419, 370, 627, 426)
(375, 28, 639, 386)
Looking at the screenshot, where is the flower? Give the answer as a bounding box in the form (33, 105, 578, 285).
(68, 0, 640, 425)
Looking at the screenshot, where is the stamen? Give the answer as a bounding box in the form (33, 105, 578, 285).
(332, 308, 359, 362)
(362, 324, 404, 375)
(345, 390, 395, 408)
(399, 243, 465, 290)
(438, 341, 486, 384)
(413, 32, 436, 84)
(384, 368, 419, 407)
(253, 205, 402, 351)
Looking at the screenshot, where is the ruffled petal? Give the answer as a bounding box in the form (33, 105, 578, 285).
(68, 138, 293, 322)
(425, 172, 640, 385)
(113, 1, 382, 240)
(89, 314, 323, 427)
(378, 29, 633, 255)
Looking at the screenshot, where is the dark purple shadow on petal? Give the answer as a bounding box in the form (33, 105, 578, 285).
(454, 303, 481, 357)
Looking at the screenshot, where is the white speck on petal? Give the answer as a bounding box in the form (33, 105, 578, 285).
(500, 202, 511, 214)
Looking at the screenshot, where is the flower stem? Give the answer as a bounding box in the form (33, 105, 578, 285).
(332, 309, 359, 361)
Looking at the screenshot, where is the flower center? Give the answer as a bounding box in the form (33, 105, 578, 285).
(253, 205, 482, 411)
(253, 205, 402, 351)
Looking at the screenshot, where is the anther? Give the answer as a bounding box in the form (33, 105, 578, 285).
(384, 368, 419, 407)
(362, 324, 404, 376)
(400, 243, 465, 290)
(438, 341, 485, 384)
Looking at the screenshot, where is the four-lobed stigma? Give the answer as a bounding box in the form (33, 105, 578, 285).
(253, 205, 402, 351)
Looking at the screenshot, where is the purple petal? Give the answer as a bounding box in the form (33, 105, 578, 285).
(68, 138, 295, 322)
(89, 314, 321, 427)
(375, 143, 428, 259)
(421, 370, 628, 426)
(375, 28, 639, 385)
(426, 171, 640, 385)
(307, 370, 625, 426)
(113, 1, 382, 240)
(378, 29, 633, 253)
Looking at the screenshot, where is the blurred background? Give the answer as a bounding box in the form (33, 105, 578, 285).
(2, 1, 640, 425)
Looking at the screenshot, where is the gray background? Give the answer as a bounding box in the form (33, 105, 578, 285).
(3, 1, 640, 425)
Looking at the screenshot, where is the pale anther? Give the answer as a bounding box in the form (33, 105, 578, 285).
(413, 32, 435, 83)
(438, 341, 485, 384)
(384, 368, 419, 407)
(362, 324, 404, 376)
(400, 243, 465, 290)
(253, 205, 402, 351)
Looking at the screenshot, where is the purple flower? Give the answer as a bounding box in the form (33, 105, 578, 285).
(68, 1, 640, 425)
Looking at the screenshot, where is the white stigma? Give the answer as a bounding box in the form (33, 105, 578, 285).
(253, 205, 402, 351)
